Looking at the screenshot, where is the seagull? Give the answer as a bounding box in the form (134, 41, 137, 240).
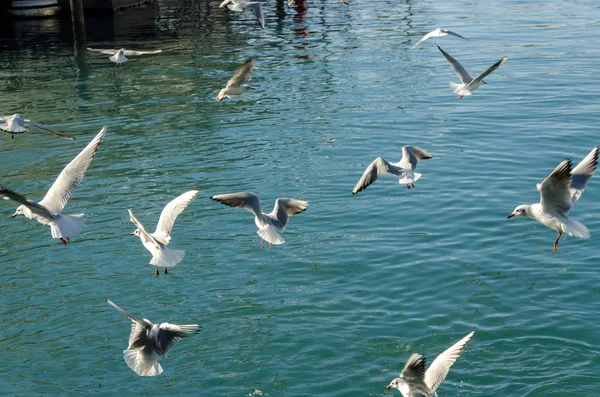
(0, 114, 74, 140)
(436, 43, 507, 99)
(219, 0, 264, 28)
(508, 147, 599, 253)
(87, 48, 162, 65)
(128, 190, 199, 277)
(106, 298, 201, 377)
(0, 127, 107, 245)
(352, 146, 432, 194)
(411, 28, 468, 49)
(211, 192, 308, 249)
(216, 58, 255, 102)
(386, 331, 474, 397)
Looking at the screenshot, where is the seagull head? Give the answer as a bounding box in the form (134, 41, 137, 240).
(508, 205, 528, 218)
(130, 229, 141, 236)
(11, 205, 24, 218)
(386, 377, 401, 391)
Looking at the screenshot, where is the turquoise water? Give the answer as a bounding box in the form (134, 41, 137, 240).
(1, 0, 600, 395)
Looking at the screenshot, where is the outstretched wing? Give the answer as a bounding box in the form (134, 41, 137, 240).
(23, 119, 75, 140)
(0, 186, 55, 220)
(400, 353, 431, 395)
(155, 323, 202, 356)
(436, 43, 472, 84)
(399, 145, 432, 170)
(211, 192, 263, 218)
(39, 127, 106, 214)
(425, 331, 474, 393)
(569, 146, 599, 205)
(469, 57, 507, 87)
(411, 30, 437, 49)
(219, 0, 232, 7)
(152, 190, 199, 245)
(106, 298, 152, 350)
(226, 58, 254, 89)
(352, 157, 406, 194)
(87, 48, 118, 55)
(539, 159, 573, 216)
(268, 198, 308, 231)
(122, 49, 162, 56)
(443, 30, 469, 41)
(248, 3, 265, 28)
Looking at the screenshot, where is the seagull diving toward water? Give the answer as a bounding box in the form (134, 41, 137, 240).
(508, 147, 599, 253)
(352, 145, 432, 194)
(386, 331, 474, 397)
(106, 298, 201, 377)
(0, 114, 74, 140)
(128, 190, 198, 277)
(216, 58, 255, 102)
(436, 43, 507, 98)
(0, 127, 106, 245)
(411, 28, 468, 49)
(219, 0, 265, 28)
(87, 48, 162, 65)
(211, 192, 308, 249)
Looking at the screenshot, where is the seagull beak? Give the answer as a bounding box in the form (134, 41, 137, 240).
(11, 212, 17, 218)
(386, 385, 393, 390)
(246, 86, 255, 90)
(507, 213, 516, 218)
(129, 232, 136, 235)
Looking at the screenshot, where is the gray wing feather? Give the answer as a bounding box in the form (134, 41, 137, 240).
(400, 353, 431, 395)
(106, 298, 153, 349)
(399, 145, 432, 170)
(436, 44, 472, 84)
(155, 323, 201, 356)
(122, 49, 162, 56)
(23, 119, 75, 140)
(569, 147, 599, 204)
(152, 190, 199, 245)
(352, 157, 406, 194)
(424, 331, 474, 393)
(268, 198, 308, 230)
(87, 48, 118, 55)
(211, 192, 263, 218)
(226, 58, 254, 89)
(539, 159, 573, 216)
(0, 186, 55, 219)
(248, 3, 265, 28)
(469, 57, 507, 87)
(443, 30, 469, 41)
(39, 127, 106, 214)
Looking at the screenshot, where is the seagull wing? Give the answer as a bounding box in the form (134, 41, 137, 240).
(468, 57, 507, 87)
(399, 145, 432, 170)
(268, 198, 308, 230)
(569, 146, 599, 205)
(400, 353, 431, 395)
(225, 58, 254, 89)
(219, 0, 232, 7)
(87, 48, 118, 55)
(211, 192, 263, 218)
(106, 298, 153, 349)
(155, 323, 202, 356)
(436, 44, 472, 84)
(539, 159, 573, 216)
(424, 331, 474, 393)
(443, 30, 469, 41)
(128, 209, 162, 250)
(352, 157, 406, 194)
(151, 190, 199, 245)
(122, 49, 162, 56)
(248, 3, 265, 28)
(23, 119, 75, 140)
(0, 186, 55, 219)
(411, 30, 436, 49)
(38, 127, 106, 214)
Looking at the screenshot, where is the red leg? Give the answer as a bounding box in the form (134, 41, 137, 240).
(60, 237, 67, 246)
(261, 240, 265, 249)
(411, 183, 415, 188)
(459, 95, 464, 99)
(164, 267, 168, 274)
(155, 266, 159, 277)
(553, 230, 562, 253)
(406, 184, 411, 189)
(269, 243, 272, 250)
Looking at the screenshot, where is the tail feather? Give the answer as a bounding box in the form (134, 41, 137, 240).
(561, 219, 590, 238)
(123, 349, 163, 376)
(51, 214, 85, 239)
(149, 247, 185, 267)
(449, 82, 470, 96)
(257, 226, 285, 245)
(399, 172, 422, 184)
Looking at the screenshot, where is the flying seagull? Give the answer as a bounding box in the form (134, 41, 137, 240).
(0, 127, 107, 245)
(128, 190, 199, 276)
(219, 0, 265, 28)
(216, 58, 255, 102)
(211, 192, 308, 249)
(0, 114, 74, 140)
(508, 147, 599, 253)
(106, 298, 201, 377)
(386, 331, 475, 397)
(352, 146, 432, 194)
(411, 28, 468, 49)
(87, 48, 162, 65)
(436, 43, 507, 98)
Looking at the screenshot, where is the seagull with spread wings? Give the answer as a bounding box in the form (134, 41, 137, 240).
(411, 28, 468, 49)
(0, 127, 106, 245)
(386, 331, 474, 397)
(220, 0, 265, 28)
(508, 147, 599, 253)
(1, 114, 74, 140)
(87, 48, 162, 65)
(211, 192, 308, 249)
(128, 190, 198, 276)
(352, 146, 432, 194)
(106, 299, 201, 377)
(436, 43, 507, 98)
(216, 58, 255, 102)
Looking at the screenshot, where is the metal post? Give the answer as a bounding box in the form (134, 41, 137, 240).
(70, 0, 85, 26)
